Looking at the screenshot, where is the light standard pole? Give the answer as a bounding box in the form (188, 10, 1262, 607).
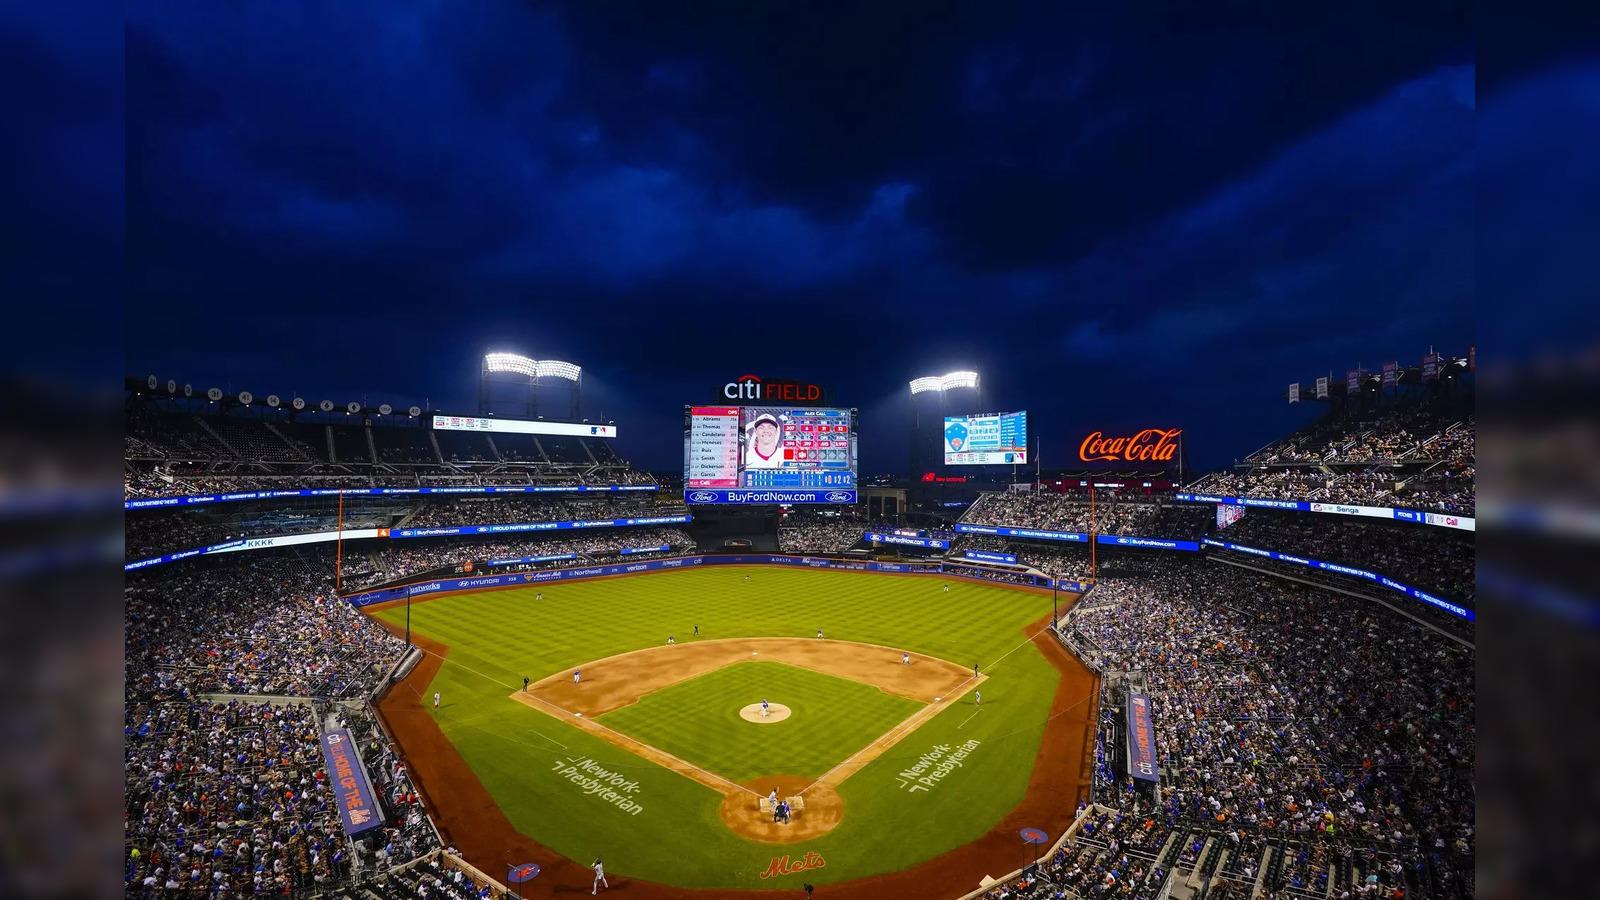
(404, 583, 413, 648)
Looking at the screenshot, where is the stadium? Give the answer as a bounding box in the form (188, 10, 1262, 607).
(123, 352, 1475, 899)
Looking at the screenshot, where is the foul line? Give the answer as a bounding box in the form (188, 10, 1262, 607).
(509, 690, 762, 798)
(957, 707, 983, 729)
(405, 642, 570, 752)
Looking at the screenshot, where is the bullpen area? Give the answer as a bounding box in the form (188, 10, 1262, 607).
(367, 565, 1096, 896)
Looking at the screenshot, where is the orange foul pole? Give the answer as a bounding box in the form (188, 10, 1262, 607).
(335, 490, 344, 591)
(1089, 484, 1096, 582)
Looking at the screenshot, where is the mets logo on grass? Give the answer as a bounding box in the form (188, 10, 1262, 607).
(759, 851, 826, 879)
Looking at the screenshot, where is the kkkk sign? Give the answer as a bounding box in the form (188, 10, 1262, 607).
(716, 374, 826, 404)
(1079, 428, 1182, 463)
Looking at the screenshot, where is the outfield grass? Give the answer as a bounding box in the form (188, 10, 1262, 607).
(373, 566, 1064, 889)
(597, 660, 924, 782)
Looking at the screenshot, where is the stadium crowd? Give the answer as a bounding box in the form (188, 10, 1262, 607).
(963, 493, 1212, 539)
(124, 549, 439, 895)
(1191, 410, 1475, 515)
(338, 528, 698, 589)
(1216, 511, 1474, 604)
(1047, 561, 1473, 900)
(127, 555, 407, 697)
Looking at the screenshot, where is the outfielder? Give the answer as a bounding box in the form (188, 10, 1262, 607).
(591, 858, 607, 894)
(536, 591, 543, 601)
(975, 690, 981, 706)
(693, 624, 700, 637)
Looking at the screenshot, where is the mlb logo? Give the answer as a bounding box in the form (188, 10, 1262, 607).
(590, 426, 598, 434)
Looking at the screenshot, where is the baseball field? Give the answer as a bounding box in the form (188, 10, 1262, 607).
(368, 565, 1095, 897)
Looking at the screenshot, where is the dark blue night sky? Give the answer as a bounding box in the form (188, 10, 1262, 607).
(120, 2, 1476, 474)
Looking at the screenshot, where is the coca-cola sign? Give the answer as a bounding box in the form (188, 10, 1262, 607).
(1078, 428, 1182, 463)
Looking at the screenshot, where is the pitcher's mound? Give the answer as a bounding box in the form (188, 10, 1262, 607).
(738, 702, 791, 723)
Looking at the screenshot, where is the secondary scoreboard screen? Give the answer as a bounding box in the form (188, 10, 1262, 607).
(944, 411, 1028, 465)
(683, 406, 857, 504)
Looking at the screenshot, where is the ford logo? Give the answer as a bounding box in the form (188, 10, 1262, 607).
(688, 491, 717, 503)
(825, 491, 851, 502)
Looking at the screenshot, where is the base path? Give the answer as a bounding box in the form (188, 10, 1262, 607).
(371, 610, 1096, 899)
(528, 637, 972, 717)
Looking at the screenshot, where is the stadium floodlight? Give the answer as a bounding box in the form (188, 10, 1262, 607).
(484, 352, 539, 377)
(533, 360, 582, 382)
(483, 352, 582, 382)
(909, 370, 980, 394)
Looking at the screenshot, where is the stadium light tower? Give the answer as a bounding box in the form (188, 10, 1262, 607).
(908, 370, 981, 477)
(480, 352, 583, 419)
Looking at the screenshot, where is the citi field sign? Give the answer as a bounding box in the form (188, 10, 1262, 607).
(716, 375, 826, 404)
(1079, 428, 1182, 463)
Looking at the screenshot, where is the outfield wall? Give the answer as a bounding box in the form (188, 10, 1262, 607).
(346, 553, 1093, 608)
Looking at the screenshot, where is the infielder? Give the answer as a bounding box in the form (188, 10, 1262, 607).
(903, 652, 910, 665)
(974, 662, 980, 677)
(761, 698, 770, 718)
(591, 858, 607, 894)
(668, 635, 675, 645)
(816, 628, 824, 640)
(573, 669, 581, 684)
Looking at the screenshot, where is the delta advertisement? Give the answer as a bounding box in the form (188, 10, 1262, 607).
(319, 729, 384, 836)
(1174, 493, 1474, 532)
(342, 553, 1083, 607)
(126, 483, 658, 511)
(1202, 538, 1474, 620)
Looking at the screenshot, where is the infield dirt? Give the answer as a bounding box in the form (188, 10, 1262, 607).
(372, 611, 1096, 898)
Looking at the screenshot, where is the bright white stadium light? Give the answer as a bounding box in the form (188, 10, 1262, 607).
(484, 352, 539, 377)
(484, 352, 582, 382)
(909, 370, 980, 394)
(533, 359, 582, 382)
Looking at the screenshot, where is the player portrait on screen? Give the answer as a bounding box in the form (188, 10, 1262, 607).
(742, 412, 786, 470)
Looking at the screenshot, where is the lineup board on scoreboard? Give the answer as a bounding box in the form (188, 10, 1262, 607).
(944, 411, 1028, 465)
(684, 406, 857, 503)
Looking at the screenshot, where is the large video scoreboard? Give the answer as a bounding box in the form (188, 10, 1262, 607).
(683, 405, 857, 504)
(944, 411, 1028, 465)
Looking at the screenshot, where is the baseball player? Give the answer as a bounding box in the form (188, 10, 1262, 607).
(573, 669, 581, 684)
(745, 574, 751, 582)
(433, 692, 440, 710)
(522, 676, 530, 693)
(761, 698, 770, 718)
(903, 652, 911, 665)
(668, 634, 675, 645)
(816, 628, 824, 640)
(591, 858, 607, 894)
(974, 662, 980, 677)
(536, 592, 543, 601)
(944, 583, 950, 592)
(693, 624, 700, 637)
(768, 787, 779, 807)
